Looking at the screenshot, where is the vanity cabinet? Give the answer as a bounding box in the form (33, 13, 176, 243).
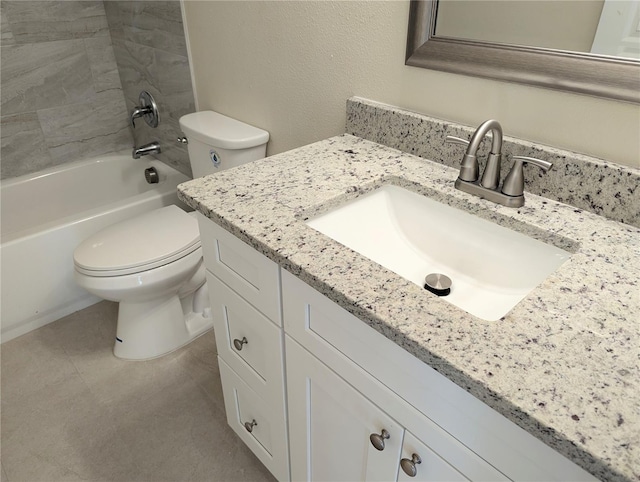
(197, 214, 289, 481)
(196, 213, 596, 482)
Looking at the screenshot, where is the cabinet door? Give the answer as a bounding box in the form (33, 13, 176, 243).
(286, 336, 403, 482)
(397, 431, 467, 482)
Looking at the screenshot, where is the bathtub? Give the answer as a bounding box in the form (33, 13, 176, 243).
(1, 152, 190, 342)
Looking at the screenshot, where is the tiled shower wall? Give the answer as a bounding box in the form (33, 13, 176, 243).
(0, 0, 196, 181)
(0, 1, 131, 180)
(104, 1, 196, 177)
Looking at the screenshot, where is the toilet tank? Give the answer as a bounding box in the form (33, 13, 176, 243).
(179, 111, 269, 179)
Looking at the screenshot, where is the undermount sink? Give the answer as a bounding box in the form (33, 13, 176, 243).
(305, 184, 571, 321)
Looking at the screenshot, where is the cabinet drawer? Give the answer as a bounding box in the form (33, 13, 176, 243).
(219, 358, 289, 481)
(207, 271, 285, 403)
(197, 212, 281, 323)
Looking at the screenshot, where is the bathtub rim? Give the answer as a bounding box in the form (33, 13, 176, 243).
(1, 152, 190, 244)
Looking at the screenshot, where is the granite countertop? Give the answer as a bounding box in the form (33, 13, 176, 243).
(178, 134, 639, 482)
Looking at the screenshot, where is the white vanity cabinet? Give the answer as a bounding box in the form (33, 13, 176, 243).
(197, 214, 289, 481)
(196, 213, 596, 482)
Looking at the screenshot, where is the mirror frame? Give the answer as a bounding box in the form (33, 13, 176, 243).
(406, 0, 640, 104)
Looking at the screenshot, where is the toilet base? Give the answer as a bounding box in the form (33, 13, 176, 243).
(113, 284, 213, 360)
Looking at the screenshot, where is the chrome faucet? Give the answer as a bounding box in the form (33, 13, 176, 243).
(130, 91, 159, 128)
(132, 141, 161, 159)
(446, 120, 551, 207)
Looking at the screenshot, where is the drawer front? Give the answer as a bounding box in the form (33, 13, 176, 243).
(397, 431, 467, 482)
(197, 212, 281, 324)
(219, 359, 289, 481)
(207, 271, 284, 403)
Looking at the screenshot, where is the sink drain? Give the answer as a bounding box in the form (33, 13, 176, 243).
(424, 273, 452, 296)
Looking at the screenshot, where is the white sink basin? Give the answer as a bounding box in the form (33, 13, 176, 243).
(306, 184, 571, 321)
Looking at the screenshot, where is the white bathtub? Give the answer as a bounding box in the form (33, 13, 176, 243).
(1, 152, 190, 342)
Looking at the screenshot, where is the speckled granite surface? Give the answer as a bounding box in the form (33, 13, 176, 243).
(347, 97, 640, 228)
(179, 135, 639, 481)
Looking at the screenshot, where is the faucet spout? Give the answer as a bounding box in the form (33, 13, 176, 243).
(132, 141, 161, 159)
(466, 119, 502, 156)
(466, 119, 503, 189)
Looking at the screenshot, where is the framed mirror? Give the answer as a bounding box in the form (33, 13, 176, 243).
(406, 0, 640, 104)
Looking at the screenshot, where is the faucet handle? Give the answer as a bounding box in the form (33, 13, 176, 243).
(502, 155, 553, 197)
(446, 135, 478, 182)
(511, 156, 552, 171)
(130, 91, 159, 129)
(445, 136, 470, 147)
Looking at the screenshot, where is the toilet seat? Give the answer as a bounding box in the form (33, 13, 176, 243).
(74, 205, 200, 277)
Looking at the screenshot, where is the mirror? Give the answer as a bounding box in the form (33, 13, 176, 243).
(406, 0, 640, 103)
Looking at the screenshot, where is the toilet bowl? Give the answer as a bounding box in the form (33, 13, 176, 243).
(74, 206, 211, 360)
(72, 110, 270, 359)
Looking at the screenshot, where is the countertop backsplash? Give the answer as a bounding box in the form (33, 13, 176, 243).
(346, 97, 640, 228)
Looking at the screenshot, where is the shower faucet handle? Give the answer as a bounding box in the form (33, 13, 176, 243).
(130, 91, 159, 128)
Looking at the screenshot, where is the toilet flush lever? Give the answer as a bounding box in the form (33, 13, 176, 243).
(130, 91, 159, 128)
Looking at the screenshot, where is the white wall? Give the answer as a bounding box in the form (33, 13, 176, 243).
(183, 0, 639, 169)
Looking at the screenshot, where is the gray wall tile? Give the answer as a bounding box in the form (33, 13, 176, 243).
(1, 4, 15, 46)
(85, 37, 123, 93)
(0, 1, 132, 180)
(0, 0, 196, 180)
(0, 113, 52, 178)
(38, 91, 131, 165)
(102, 1, 124, 40)
(112, 1, 187, 56)
(106, 1, 196, 178)
(2, 1, 109, 44)
(114, 39, 195, 122)
(1, 40, 95, 115)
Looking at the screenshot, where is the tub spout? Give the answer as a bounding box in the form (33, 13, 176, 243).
(132, 142, 161, 159)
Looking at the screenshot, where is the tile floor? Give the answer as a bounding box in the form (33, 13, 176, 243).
(0, 301, 276, 482)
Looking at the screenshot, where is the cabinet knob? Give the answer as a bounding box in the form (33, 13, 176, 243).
(233, 337, 248, 351)
(244, 419, 257, 433)
(400, 453, 422, 477)
(369, 429, 391, 451)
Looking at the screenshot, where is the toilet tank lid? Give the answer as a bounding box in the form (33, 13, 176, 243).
(179, 111, 269, 150)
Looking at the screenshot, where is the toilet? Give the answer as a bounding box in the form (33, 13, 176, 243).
(73, 111, 269, 360)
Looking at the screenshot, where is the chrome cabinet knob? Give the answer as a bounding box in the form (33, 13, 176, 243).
(233, 337, 248, 351)
(369, 429, 390, 451)
(400, 453, 422, 477)
(244, 419, 257, 433)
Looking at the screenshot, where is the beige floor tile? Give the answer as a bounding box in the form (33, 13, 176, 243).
(1, 323, 77, 406)
(174, 331, 225, 411)
(1, 301, 274, 482)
